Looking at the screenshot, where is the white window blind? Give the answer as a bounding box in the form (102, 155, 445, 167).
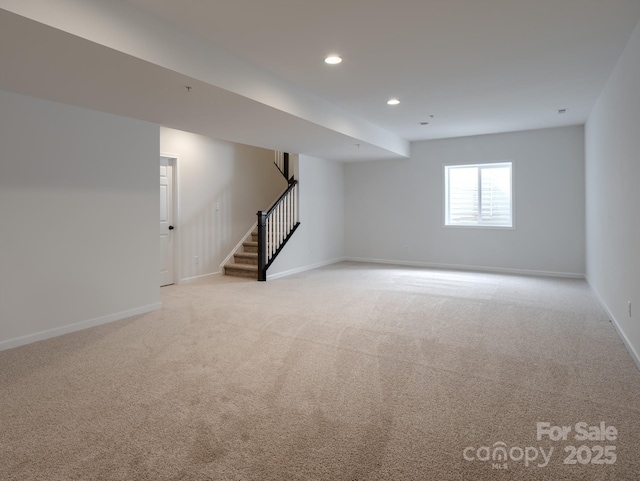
(445, 162, 512, 227)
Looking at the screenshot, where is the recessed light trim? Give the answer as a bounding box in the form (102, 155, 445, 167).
(324, 55, 342, 65)
(387, 98, 400, 105)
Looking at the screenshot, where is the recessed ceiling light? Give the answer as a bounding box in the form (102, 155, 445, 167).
(387, 98, 400, 105)
(324, 55, 342, 65)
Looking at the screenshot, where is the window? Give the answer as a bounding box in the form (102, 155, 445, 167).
(444, 162, 513, 227)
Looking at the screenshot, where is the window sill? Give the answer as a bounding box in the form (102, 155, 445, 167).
(443, 224, 515, 231)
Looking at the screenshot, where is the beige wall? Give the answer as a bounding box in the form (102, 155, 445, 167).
(160, 127, 286, 282)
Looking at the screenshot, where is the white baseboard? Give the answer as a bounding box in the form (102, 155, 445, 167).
(586, 277, 640, 372)
(267, 257, 346, 280)
(179, 272, 221, 284)
(0, 302, 162, 352)
(343, 257, 585, 279)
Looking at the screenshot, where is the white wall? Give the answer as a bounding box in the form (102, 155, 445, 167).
(268, 154, 345, 278)
(0, 90, 160, 350)
(585, 20, 640, 366)
(345, 126, 585, 276)
(160, 127, 286, 282)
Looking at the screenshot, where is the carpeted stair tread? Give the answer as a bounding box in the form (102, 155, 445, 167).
(225, 262, 258, 279)
(234, 252, 258, 266)
(242, 241, 258, 254)
(225, 263, 257, 271)
(234, 252, 258, 259)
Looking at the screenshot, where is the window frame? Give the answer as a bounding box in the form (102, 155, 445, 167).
(443, 161, 515, 229)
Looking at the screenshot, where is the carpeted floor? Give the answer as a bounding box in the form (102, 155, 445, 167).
(1, 262, 639, 480)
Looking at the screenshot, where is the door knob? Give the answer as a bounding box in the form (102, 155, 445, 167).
(168, 225, 174, 230)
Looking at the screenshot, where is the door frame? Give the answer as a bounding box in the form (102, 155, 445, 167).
(161, 154, 180, 285)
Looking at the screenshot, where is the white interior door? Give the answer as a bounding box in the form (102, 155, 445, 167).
(160, 157, 174, 286)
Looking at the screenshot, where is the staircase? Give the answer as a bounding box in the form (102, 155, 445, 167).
(223, 152, 300, 281)
(224, 229, 260, 279)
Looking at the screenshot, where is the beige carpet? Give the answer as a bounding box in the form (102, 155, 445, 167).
(1, 262, 639, 480)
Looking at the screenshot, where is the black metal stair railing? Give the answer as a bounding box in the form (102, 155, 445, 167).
(274, 151, 292, 182)
(257, 181, 300, 281)
(257, 153, 300, 281)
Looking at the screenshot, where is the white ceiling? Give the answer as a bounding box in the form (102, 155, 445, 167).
(1, 0, 640, 160)
(125, 0, 640, 140)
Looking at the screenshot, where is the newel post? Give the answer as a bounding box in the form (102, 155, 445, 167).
(257, 211, 267, 281)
